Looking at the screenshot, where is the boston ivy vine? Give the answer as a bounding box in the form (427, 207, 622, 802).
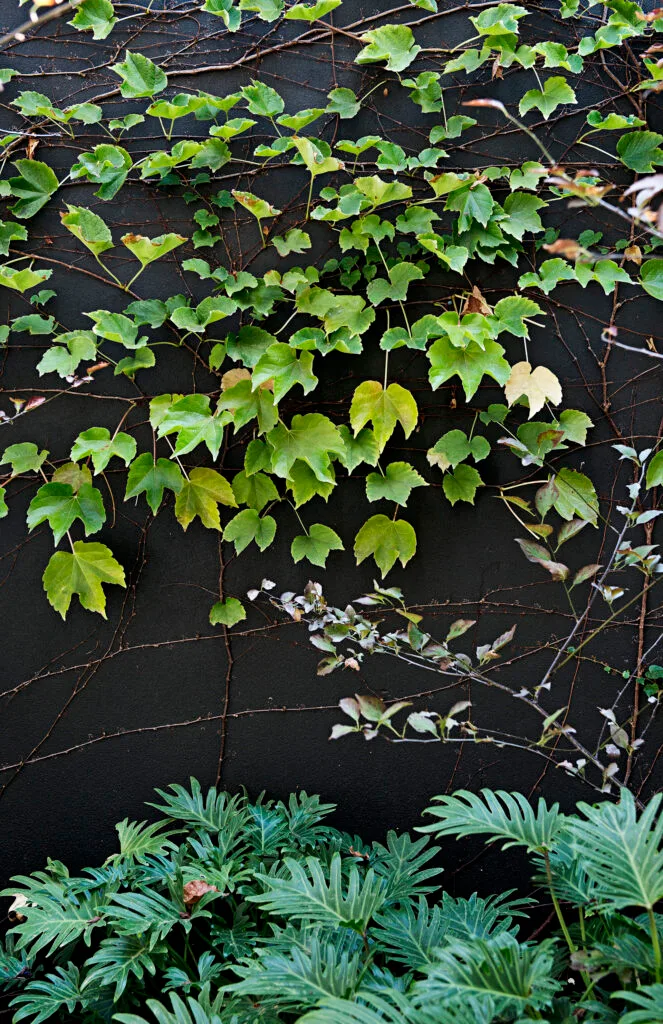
(1, 0, 663, 645)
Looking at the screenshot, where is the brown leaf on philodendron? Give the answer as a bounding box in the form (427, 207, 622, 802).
(183, 880, 218, 906)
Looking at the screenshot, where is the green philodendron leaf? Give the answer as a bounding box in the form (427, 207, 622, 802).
(365, 462, 428, 505)
(70, 0, 117, 38)
(442, 464, 483, 506)
(291, 523, 344, 567)
(70, 428, 137, 474)
(0, 442, 49, 476)
(354, 514, 417, 576)
(121, 232, 187, 267)
(174, 467, 237, 531)
(8, 159, 59, 219)
(518, 76, 576, 119)
(350, 381, 418, 453)
(27, 482, 106, 544)
(43, 541, 125, 619)
(61, 205, 113, 257)
(356, 25, 421, 73)
(125, 454, 184, 514)
(210, 597, 246, 627)
(111, 51, 167, 98)
(223, 508, 277, 553)
(0, 263, 52, 294)
(285, 0, 341, 19)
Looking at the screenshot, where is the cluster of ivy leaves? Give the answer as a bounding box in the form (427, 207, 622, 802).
(2, 0, 663, 625)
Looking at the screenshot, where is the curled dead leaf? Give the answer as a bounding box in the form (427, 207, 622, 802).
(183, 880, 218, 906)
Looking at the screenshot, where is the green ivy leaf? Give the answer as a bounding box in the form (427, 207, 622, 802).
(70, 428, 137, 474)
(326, 87, 360, 119)
(442, 464, 483, 505)
(646, 450, 663, 488)
(291, 523, 344, 566)
(43, 541, 125, 619)
(0, 442, 48, 476)
(252, 343, 318, 402)
(640, 259, 663, 301)
(111, 51, 167, 98)
(266, 413, 344, 482)
(209, 597, 246, 627)
(61, 205, 113, 257)
(428, 337, 511, 401)
(157, 395, 225, 459)
(37, 331, 96, 378)
(27, 482, 106, 544)
(240, 81, 284, 117)
(285, 0, 341, 19)
(217, 379, 278, 434)
(174, 467, 237, 531)
(125, 454, 184, 514)
(0, 263, 52, 294)
(70, 0, 117, 39)
(365, 462, 427, 505)
(366, 262, 424, 305)
(271, 229, 311, 257)
(121, 232, 186, 267)
(427, 430, 490, 471)
(553, 467, 598, 525)
(617, 131, 663, 173)
(350, 381, 418, 453)
(501, 193, 545, 240)
(232, 190, 281, 221)
(231, 469, 279, 511)
(0, 219, 27, 256)
(519, 76, 576, 119)
(337, 425, 380, 474)
(71, 144, 132, 201)
(354, 514, 417, 576)
(223, 508, 276, 553)
(356, 25, 421, 73)
(8, 159, 59, 219)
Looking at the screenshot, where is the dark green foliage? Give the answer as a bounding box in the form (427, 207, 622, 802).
(1, 782, 662, 1022)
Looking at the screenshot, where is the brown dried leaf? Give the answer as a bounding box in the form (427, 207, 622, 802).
(183, 880, 218, 906)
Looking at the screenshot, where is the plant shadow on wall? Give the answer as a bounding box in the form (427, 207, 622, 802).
(0, 0, 662, 875)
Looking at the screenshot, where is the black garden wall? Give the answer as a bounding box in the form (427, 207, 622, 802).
(0, 0, 662, 898)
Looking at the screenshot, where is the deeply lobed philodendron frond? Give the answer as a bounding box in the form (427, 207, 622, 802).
(1, 781, 663, 1023)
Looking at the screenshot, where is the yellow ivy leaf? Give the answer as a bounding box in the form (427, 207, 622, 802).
(504, 361, 562, 418)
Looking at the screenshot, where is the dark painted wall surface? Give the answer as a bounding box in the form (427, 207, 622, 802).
(0, 0, 661, 901)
